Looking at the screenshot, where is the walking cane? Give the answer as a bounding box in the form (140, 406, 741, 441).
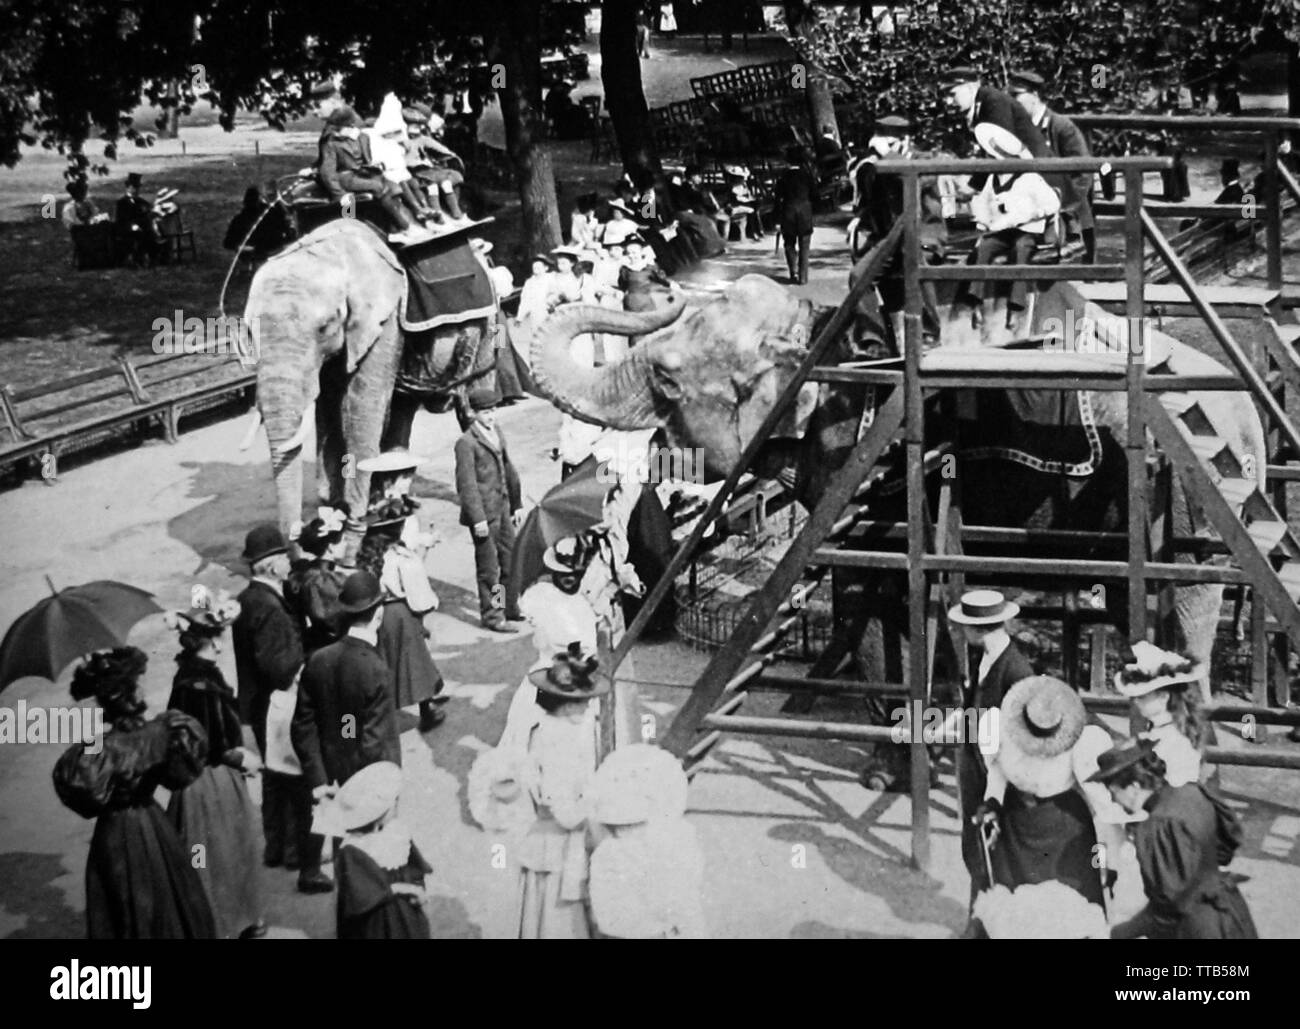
(979, 816, 996, 890)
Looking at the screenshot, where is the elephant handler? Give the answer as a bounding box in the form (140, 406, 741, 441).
(454, 387, 526, 633)
(946, 589, 1035, 914)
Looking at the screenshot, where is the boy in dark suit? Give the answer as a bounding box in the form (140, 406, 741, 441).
(454, 387, 525, 631)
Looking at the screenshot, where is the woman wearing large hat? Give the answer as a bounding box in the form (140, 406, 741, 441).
(971, 676, 1107, 932)
(1113, 641, 1211, 788)
(515, 645, 608, 939)
(163, 588, 266, 939)
(53, 647, 216, 939)
(285, 505, 351, 655)
(1089, 739, 1257, 939)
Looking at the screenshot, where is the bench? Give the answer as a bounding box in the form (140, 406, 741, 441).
(1073, 282, 1281, 321)
(1, 351, 256, 482)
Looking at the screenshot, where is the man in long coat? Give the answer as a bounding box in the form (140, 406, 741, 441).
(940, 67, 1048, 191)
(454, 387, 525, 631)
(1009, 70, 1097, 262)
(292, 570, 402, 797)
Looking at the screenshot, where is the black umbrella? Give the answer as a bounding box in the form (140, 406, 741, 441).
(0, 578, 163, 692)
(509, 456, 612, 592)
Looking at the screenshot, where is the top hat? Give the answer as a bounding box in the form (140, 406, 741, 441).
(125, 172, 143, 188)
(1007, 69, 1046, 94)
(357, 447, 427, 475)
(527, 644, 611, 700)
(243, 523, 288, 564)
(1086, 737, 1160, 784)
(1114, 641, 1203, 697)
(875, 115, 912, 134)
(974, 122, 1031, 160)
(948, 588, 1019, 626)
(333, 761, 404, 831)
(589, 743, 688, 826)
(468, 386, 502, 412)
(939, 66, 981, 85)
(1000, 675, 1086, 760)
(337, 570, 384, 614)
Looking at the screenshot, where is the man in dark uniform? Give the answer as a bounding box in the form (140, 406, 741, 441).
(454, 387, 525, 631)
(946, 589, 1035, 913)
(292, 570, 401, 797)
(940, 67, 1048, 190)
(231, 524, 326, 892)
(847, 115, 947, 349)
(1009, 69, 1097, 263)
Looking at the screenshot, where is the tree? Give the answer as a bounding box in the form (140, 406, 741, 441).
(600, 0, 661, 182)
(782, 1, 839, 142)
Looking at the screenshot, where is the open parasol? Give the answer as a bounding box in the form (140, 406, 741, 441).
(0, 577, 163, 692)
(509, 455, 612, 592)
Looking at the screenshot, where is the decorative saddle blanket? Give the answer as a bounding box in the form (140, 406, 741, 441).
(399, 234, 497, 332)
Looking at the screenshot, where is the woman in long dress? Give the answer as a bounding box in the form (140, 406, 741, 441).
(164, 590, 266, 939)
(1090, 739, 1258, 939)
(53, 647, 216, 939)
(285, 506, 350, 655)
(516, 647, 607, 939)
(1113, 642, 1214, 788)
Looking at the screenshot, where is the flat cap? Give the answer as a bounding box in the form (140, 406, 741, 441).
(1008, 69, 1046, 93)
(875, 114, 912, 133)
(939, 66, 981, 85)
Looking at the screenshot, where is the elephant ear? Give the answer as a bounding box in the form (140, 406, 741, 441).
(341, 229, 406, 373)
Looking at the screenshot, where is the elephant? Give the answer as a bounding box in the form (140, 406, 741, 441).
(529, 272, 1268, 710)
(242, 218, 500, 537)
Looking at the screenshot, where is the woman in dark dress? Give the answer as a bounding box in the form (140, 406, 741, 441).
(618, 235, 673, 314)
(53, 647, 216, 940)
(775, 145, 817, 285)
(1091, 739, 1258, 940)
(284, 506, 350, 655)
(164, 590, 266, 939)
(330, 760, 431, 939)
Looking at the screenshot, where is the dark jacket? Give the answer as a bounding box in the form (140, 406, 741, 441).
(1114, 783, 1258, 940)
(114, 195, 155, 237)
(854, 150, 948, 255)
(967, 85, 1049, 190)
(1036, 107, 1093, 225)
(317, 128, 382, 200)
(292, 635, 401, 790)
(231, 579, 303, 751)
(454, 424, 522, 528)
(775, 165, 817, 235)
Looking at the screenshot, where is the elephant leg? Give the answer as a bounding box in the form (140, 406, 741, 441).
(381, 392, 422, 452)
(317, 355, 348, 509)
(1173, 582, 1223, 703)
(341, 313, 404, 526)
(848, 571, 913, 788)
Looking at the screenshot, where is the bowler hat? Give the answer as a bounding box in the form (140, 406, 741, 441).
(948, 588, 1019, 626)
(468, 386, 501, 412)
(337, 570, 384, 614)
(1086, 737, 1160, 784)
(1007, 69, 1046, 94)
(243, 523, 288, 564)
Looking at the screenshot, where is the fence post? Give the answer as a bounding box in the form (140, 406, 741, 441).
(1264, 130, 1283, 291)
(1125, 168, 1148, 645)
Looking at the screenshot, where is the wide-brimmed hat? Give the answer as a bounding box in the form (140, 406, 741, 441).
(337, 570, 384, 614)
(551, 245, 582, 262)
(1086, 737, 1159, 784)
(467, 748, 533, 833)
(948, 588, 1019, 626)
(403, 101, 433, 122)
(1114, 641, 1203, 696)
(543, 536, 588, 575)
(531, 252, 557, 269)
(357, 447, 427, 475)
(69, 646, 148, 703)
(468, 386, 501, 411)
(874, 114, 912, 135)
(363, 496, 418, 534)
(334, 761, 403, 831)
(974, 122, 1031, 160)
(527, 644, 611, 700)
(243, 522, 288, 564)
(589, 743, 688, 825)
(606, 198, 635, 216)
(722, 164, 751, 179)
(295, 505, 350, 553)
(1000, 675, 1086, 759)
(168, 586, 241, 633)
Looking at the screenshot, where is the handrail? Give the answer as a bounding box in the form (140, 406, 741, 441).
(1067, 114, 1300, 132)
(875, 155, 1171, 175)
(608, 221, 906, 674)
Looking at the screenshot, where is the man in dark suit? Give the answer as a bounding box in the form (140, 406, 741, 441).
(1009, 70, 1097, 262)
(114, 172, 161, 266)
(292, 570, 401, 795)
(947, 589, 1035, 911)
(454, 387, 525, 631)
(940, 67, 1048, 190)
(231, 524, 324, 891)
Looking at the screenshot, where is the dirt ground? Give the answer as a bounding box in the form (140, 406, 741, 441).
(2, 33, 1300, 939)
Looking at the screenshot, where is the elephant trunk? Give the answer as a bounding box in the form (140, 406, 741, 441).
(529, 300, 686, 428)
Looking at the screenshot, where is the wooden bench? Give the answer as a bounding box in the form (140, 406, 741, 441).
(1074, 282, 1281, 321)
(1, 351, 255, 482)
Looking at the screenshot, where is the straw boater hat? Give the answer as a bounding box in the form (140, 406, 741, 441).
(948, 588, 1019, 626)
(543, 536, 588, 575)
(527, 644, 611, 700)
(357, 447, 427, 475)
(589, 743, 689, 826)
(1113, 641, 1203, 697)
(974, 122, 1031, 160)
(995, 675, 1087, 797)
(606, 199, 635, 216)
(333, 761, 404, 831)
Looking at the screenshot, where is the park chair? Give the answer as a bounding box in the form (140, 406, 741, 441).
(157, 209, 197, 264)
(68, 223, 118, 270)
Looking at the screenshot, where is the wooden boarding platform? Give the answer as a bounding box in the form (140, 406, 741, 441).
(1075, 282, 1282, 320)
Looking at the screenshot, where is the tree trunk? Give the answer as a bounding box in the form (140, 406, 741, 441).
(494, 0, 562, 257)
(601, 0, 662, 184)
(160, 79, 181, 139)
(783, 0, 838, 143)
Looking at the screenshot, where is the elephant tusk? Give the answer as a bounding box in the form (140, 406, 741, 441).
(274, 409, 314, 457)
(238, 408, 263, 451)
